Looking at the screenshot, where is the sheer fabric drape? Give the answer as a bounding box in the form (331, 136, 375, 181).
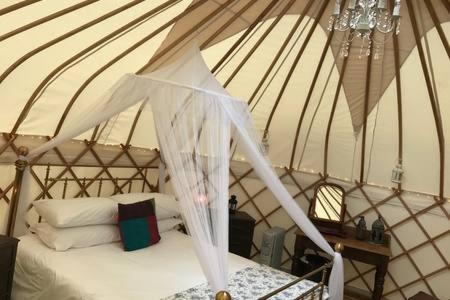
(17, 48, 343, 299)
(152, 88, 231, 291)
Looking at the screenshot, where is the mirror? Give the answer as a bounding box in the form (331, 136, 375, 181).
(308, 183, 346, 236)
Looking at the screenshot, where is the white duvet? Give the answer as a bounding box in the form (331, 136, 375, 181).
(13, 230, 257, 300)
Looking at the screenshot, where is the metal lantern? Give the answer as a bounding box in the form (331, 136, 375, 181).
(371, 215, 385, 244)
(391, 162, 403, 184)
(356, 216, 367, 240)
(229, 195, 238, 214)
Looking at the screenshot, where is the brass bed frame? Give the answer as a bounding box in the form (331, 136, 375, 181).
(7, 146, 341, 300)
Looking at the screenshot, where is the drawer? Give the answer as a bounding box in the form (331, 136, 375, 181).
(0, 247, 13, 270)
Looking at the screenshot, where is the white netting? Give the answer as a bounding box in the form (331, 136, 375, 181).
(20, 47, 343, 299)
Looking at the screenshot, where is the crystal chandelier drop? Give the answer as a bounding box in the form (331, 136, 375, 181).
(328, 0, 401, 59)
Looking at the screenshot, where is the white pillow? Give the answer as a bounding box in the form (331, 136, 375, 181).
(109, 193, 180, 220)
(33, 198, 117, 228)
(158, 218, 183, 233)
(31, 222, 120, 251)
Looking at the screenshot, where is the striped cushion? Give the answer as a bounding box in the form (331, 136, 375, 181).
(118, 199, 160, 251)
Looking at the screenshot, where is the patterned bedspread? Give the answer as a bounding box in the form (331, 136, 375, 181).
(163, 265, 329, 300)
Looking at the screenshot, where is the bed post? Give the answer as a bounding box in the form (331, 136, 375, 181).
(215, 291, 231, 300)
(6, 146, 29, 237)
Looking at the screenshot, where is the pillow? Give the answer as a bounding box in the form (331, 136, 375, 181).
(118, 200, 160, 251)
(31, 222, 120, 251)
(33, 198, 117, 228)
(109, 193, 180, 220)
(158, 218, 183, 233)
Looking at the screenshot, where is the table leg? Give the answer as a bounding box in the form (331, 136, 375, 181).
(373, 257, 389, 300)
(291, 247, 305, 276)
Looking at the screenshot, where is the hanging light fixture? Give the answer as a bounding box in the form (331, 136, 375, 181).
(328, 0, 401, 59)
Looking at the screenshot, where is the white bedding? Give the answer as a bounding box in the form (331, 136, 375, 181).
(13, 230, 257, 300)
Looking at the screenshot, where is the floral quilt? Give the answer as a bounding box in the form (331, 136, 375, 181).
(163, 264, 329, 300)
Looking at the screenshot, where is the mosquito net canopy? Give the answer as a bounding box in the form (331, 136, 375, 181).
(18, 47, 344, 300)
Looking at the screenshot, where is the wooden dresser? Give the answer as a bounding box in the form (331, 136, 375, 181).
(292, 226, 391, 300)
(0, 235, 19, 300)
(229, 211, 255, 259)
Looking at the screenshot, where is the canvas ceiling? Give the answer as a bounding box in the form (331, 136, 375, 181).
(0, 0, 449, 197)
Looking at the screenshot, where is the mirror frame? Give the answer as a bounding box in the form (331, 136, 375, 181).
(308, 182, 346, 236)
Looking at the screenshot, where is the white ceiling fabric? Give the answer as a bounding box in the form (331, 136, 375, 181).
(0, 0, 449, 198)
(14, 47, 345, 299)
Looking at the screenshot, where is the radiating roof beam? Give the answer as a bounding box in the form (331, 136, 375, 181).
(0, 0, 41, 17)
(0, 0, 99, 42)
(247, 0, 316, 106)
(407, 0, 445, 200)
(263, 0, 330, 134)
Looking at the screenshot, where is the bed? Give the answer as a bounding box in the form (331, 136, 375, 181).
(13, 229, 329, 300)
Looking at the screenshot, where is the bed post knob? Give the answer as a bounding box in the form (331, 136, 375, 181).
(335, 242, 344, 253)
(215, 291, 232, 300)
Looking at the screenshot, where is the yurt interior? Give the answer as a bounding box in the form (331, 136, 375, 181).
(0, 1, 449, 300)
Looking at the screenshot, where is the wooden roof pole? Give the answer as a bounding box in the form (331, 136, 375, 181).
(56, 0, 225, 139)
(407, 0, 445, 200)
(247, 0, 316, 106)
(263, 0, 330, 134)
(0, 0, 99, 42)
(0, 0, 41, 17)
(126, 0, 261, 146)
(153, 0, 260, 70)
(290, 0, 349, 169)
(359, 35, 374, 183)
(289, 30, 335, 169)
(52, 0, 183, 136)
(211, 0, 280, 74)
(223, 0, 298, 88)
(136, 0, 238, 73)
(323, 50, 351, 176)
(200, 0, 259, 49)
(13, 0, 178, 136)
(0, 0, 145, 86)
(424, 0, 450, 59)
(393, 31, 403, 191)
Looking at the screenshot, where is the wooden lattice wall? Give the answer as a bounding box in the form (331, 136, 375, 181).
(0, 134, 449, 300)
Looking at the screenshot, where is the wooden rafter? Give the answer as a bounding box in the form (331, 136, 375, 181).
(424, 0, 450, 59)
(222, 0, 298, 88)
(359, 34, 374, 183)
(323, 53, 350, 176)
(0, 0, 100, 42)
(137, 0, 237, 73)
(263, 0, 330, 134)
(407, 0, 445, 200)
(0, 0, 41, 16)
(12, 0, 180, 136)
(211, 0, 280, 74)
(0, 0, 145, 86)
(53, 0, 210, 137)
(247, 0, 316, 106)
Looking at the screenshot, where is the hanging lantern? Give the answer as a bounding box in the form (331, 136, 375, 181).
(391, 162, 403, 184)
(371, 215, 385, 244)
(229, 195, 238, 214)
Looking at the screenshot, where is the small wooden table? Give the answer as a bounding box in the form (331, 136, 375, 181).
(292, 226, 391, 300)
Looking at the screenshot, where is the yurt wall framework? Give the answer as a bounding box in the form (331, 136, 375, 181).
(1, 134, 448, 299)
(0, 0, 449, 299)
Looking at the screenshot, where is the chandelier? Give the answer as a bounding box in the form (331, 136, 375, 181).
(328, 0, 401, 59)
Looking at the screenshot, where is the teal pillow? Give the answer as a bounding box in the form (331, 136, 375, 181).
(118, 199, 160, 251)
